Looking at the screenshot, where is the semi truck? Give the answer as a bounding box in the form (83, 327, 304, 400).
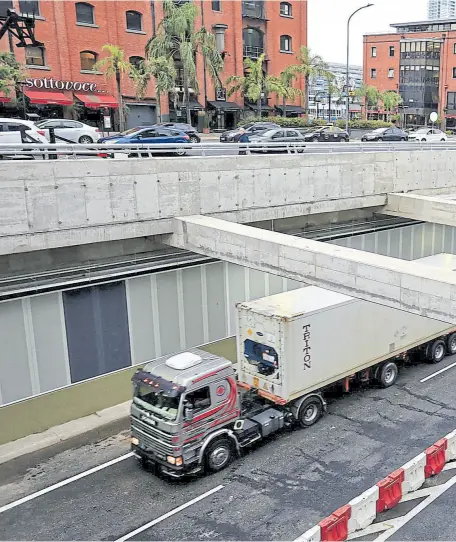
(130, 253, 456, 477)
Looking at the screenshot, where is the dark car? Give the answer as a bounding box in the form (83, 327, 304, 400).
(248, 128, 307, 153)
(155, 122, 200, 143)
(361, 127, 408, 142)
(301, 125, 350, 142)
(220, 122, 280, 143)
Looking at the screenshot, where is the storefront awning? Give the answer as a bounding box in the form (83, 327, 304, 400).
(24, 89, 73, 106)
(207, 100, 242, 111)
(275, 105, 306, 114)
(74, 93, 119, 108)
(188, 100, 204, 110)
(246, 104, 274, 112)
(0, 92, 11, 103)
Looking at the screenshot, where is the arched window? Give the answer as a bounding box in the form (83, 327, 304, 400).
(280, 2, 292, 16)
(243, 27, 264, 58)
(75, 2, 94, 24)
(280, 34, 292, 52)
(129, 56, 144, 69)
(80, 50, 98, 71)
(126, 10, 142, 31)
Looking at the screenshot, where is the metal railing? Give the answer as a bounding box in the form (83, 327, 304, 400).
(243, 45, 264, 58)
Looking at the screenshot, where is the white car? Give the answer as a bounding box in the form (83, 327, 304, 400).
(35, 119, 100, 144)
(408, 128, 448, 142)
(0, 118, 48, 144)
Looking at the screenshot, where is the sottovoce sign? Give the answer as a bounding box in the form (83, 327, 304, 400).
(24, 78, 97, 92)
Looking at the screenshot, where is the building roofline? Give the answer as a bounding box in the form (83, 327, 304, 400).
(390, 18, 456, 27)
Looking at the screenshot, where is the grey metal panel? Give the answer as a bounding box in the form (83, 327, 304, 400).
(287, 279, 303, 290)
(182, 266, 204, 348)
(362, 233, 376, 254)
(434, 224, 444, 255)
(127, 276, 155, 364)
(0, 299, 32, 404)
(249, 269, 266, 300)
(401, 226, 413, 260)
(412, 224, 424, 260)
(388, 229, 401, 259)
(269, 273, 284, 296)
(156, 271, 180, 356)
(63, 282, 131, 383)
(227, 263, 246, 336)
(377, 230, 389, 256)
(444, 225, 454, 254)
(30, 293, 70, 393)
(349, 236, 363, 250)
(206, 262, 226, 342)
(422, 223, 434, 258)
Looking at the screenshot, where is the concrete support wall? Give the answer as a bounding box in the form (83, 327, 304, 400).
(168, 215, 456, 324)
(1, 149, 455, 255)
(385, 193, 456, 227)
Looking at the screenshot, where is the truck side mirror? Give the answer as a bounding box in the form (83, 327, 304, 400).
(184, 403, 194, 421)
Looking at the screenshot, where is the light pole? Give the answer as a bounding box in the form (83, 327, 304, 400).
(346, 3, 374, 133)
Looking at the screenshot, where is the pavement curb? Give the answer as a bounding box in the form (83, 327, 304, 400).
(0, 400, 131, 466)
(295, 429, 456, 542)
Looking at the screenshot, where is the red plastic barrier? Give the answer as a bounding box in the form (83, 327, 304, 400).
(376, 468, 405, 512)
(425, 438, 448, 478)
(319, 505, 351, 541)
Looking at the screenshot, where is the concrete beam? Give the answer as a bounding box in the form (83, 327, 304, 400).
(385, 192, 456, 227)
(167, 215, 456, 324)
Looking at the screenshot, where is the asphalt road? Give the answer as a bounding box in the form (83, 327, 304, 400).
(2, 354, 456, 541)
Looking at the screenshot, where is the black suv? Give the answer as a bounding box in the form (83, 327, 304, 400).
(155, 122, 200, 143)
(220, 122, 280, 142)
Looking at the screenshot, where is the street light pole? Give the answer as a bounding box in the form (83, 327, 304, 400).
(346, 3, 374, 133)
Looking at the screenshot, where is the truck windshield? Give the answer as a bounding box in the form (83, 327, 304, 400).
(133, 385, 180, 421)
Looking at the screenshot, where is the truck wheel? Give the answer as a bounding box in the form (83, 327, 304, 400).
(427, 339, 446, 364)
(447, 333, 456, 355)
(205, 438, 233, 473)
(378, 361, 398, 388)
(298, 397, 323, 428)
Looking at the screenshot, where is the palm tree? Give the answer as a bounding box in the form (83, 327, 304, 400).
(95, 44, 131, 132)
(355, 83, 381, 115)
(271, 65, 304, 118)
(0, 52, 24, 96)
(380, 90, 403, 121)
(294, 46, 333, 120)
(146, 0, 224, 124)
(131, 56, 177, 123)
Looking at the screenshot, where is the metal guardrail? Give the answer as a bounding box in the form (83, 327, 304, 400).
(1, 141, 456, 160)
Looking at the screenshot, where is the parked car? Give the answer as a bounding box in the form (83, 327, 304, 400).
(361, 127, 408, 142)
(248, 128, 307, 153)
(35, 119, 100, 144)
(220, 122, 280, 142)
(99, 126, 190, 156)
(300, 125, 350, 142)
(155, 122, 200, 143)
(0, 118, 48, 159)
(408, 127, 447, 142)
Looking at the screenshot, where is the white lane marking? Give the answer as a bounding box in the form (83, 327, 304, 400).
(0, 451, 134, 514)
(116, 484, 224, 542)
(420, 361, 456, 383)
(374, 470, 456, 541)
(348, 519, 401, 540)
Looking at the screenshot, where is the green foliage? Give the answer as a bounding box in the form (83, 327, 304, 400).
(0, 52, 24, 95)
(238, 116, 393, 130)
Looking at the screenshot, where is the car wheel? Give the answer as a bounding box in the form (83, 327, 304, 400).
(441, 138, 446, 142)
(312, 137, 319, 142)
(421, 138, 426, 142)
(339, 138, 347, 142)
(189, 135, 199, 144)
(205, 438, 234, 473)
(79, 135, 94, 144)
(401, 137, 406, 141)
(174, 146, 186, 156)
(378, 137, 383, 141)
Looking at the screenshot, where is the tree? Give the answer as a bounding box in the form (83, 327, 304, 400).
(380, 90, 403, 121)
(146, 0, 224, 124)
(356, 83, 381, 110)
(131, 56, 177, 123)
(271, 65, 303, 118)
(0, 52, 24, 96)
(95, 44, 131, 132)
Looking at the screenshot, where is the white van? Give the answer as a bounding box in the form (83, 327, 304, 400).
(0, 118, 48, 144)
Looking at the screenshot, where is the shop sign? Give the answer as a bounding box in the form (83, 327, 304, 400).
(215, 87, 226, 101)
(24, 77, 97, 92)
(103, 115, 112, 129)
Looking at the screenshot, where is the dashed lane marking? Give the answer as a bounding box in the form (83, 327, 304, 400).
(420, 361, 456, 383)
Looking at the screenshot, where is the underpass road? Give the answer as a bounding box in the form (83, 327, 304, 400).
(2, 356, 456, 541)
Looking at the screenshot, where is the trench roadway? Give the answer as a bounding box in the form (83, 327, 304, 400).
(2, 355, 456, 541)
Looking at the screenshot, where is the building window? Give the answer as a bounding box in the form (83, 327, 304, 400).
(211, 0, 221, 11)
(454, 43, 456, 54)
(19, 0, 40, 15)
(388, 68, 395, 78)
(280, 34, 292, 52)
(126, 10, 142, 31)
(25, 45, 45, 66)
(453, 67, 456, 79)
(80, 50, 98, 71)
(448, 91, 456, 110)
(371, 46, 377, 57)
(389, 45, 395, 57)
(280, 2, 292, 16)
(129, 56, 144, 69)
(371, 68, 376, 79)
(75, 2, 94, 25)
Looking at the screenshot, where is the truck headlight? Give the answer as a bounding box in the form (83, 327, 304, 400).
(167, 455, 183, 466)
(131, 437, 139, 446)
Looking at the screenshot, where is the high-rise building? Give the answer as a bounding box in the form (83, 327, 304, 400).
(428, 0, 456, 19)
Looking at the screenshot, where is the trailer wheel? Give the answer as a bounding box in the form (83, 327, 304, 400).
(205, 438, 234, 473)
(427, 339, 446, 364)
(298, 397, 323, 428)
(378, 361, 399, 388)
(447, 333, 456, 356)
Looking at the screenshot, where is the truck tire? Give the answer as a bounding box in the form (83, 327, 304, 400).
(427, 339, 446, 364)
(298, 397, 323, 428)
(205, 438, 234, 473)
(378, 361, 399, 388)
(447, 333, 456, 355)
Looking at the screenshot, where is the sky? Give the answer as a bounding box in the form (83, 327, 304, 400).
(308, 0, 428, 65)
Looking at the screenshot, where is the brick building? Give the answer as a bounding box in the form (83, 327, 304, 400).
(0, 0, 307, 130)
(364, 18, 456, 129)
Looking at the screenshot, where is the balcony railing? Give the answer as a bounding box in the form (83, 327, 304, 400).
(243, 45, 264, 59)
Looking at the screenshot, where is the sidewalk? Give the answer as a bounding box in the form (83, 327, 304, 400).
(0, 400, 131, 466)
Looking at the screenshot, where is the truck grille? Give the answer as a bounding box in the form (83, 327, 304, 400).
(131, 417, 174, 457)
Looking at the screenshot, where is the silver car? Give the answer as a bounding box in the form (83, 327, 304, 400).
(35, 119, 101, 144)
(247, 128, 307, 153)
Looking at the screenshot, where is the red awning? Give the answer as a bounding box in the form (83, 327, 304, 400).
(24, 89, 73, 106)
(74, 93, 118, 108)
(0, 92, 11, 103)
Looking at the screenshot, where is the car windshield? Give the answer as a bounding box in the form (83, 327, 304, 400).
(242, 123, 254, 130)
(133, 384, 180, 421)
(119, 127, 143, 136)
(414, 129, 429, 133)
(372, 128, 387, 133)
(258, 129, 278, 137)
